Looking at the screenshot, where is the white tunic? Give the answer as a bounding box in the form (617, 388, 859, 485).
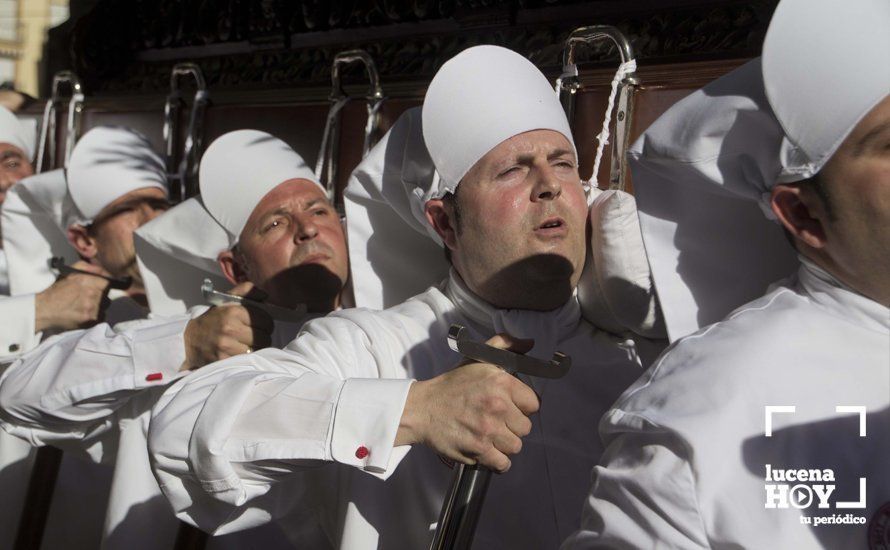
(565, 260, 890, 549)
(0, 249, 40, 364)
(0, 302, 189, 550)
(0, 247, 43, 548)
(0, 306, 322, 550)
(149, 272, 660, 549)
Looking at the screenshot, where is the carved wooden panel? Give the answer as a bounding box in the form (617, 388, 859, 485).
(64, 0, 776, 95)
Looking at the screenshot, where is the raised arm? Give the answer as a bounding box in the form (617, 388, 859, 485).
(0, 313, 193, 448)
(147, 313, 415, 533)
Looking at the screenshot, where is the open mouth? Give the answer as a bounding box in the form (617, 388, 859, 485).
(537, 217, 565, 230)
(299, 253, 329, 265)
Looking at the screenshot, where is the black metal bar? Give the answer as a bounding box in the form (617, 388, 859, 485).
(430, 464, 493, 550)
(13, 446, 63, 550)
(49, 257, 132, 290)
(173, 521, 208, 550)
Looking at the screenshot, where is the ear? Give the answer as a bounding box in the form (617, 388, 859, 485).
(770, 183, 827, 249)
(217, 249, 250, 286)
(424, 199, 458, 252)
(66, 224, 98, 260)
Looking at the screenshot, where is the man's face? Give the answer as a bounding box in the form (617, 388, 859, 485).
(87, 187, 170, 286)
(815, 95, 890, 304)
(0, 143, 33, 207)
(435, 129, 588, 311)
(233, 179, 348, 311)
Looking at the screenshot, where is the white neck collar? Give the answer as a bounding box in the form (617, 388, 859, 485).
(444, 268, 581, 360)
(798, 256, 889, 333)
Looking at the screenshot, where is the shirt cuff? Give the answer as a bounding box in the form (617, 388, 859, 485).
(0, 293, 39, 361)
(132, 315, 191, 388)
(330, 378, 414, 477)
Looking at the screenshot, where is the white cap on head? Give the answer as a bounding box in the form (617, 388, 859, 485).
(134, 196, 230, 315)
(422, 45, 575, 198)
(763, 0, 890, 181)
(630, 0, 889, 342)
(199, 130, 321, 247)
(67, 126, 167, 224)
(1, 169, 80, 295)
(0, 105, 35, 161)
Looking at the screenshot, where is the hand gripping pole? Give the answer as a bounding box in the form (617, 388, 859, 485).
(429, 325, 572, 550)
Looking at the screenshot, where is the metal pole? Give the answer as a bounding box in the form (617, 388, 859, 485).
(163, 63, 209, 202)
(429, 325, 572, 550)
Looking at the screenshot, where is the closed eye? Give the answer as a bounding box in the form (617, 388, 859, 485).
(497, 166, 522, 178)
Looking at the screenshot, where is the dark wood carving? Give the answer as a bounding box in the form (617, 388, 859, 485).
(62, 0, 777, 95)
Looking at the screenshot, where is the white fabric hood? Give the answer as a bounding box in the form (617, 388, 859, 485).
(344, 107, 450, 308)
(0, 105, 35, 161)
(630, 0, 889, 341)
(199, 130, 321, 247)
(0, 169, 80, 295)
(763, 0, 890, 181)
(67, 126, 168, 224)
(134, 196, 231, 315)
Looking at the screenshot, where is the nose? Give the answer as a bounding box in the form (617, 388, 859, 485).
(0, 172, 17, 194)
(531, 163, 563, 202)
(293, 214, 319, 243)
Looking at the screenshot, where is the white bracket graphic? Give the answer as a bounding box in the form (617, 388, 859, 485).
(835, 405, 867, 437)
(764, 405, 796, 437)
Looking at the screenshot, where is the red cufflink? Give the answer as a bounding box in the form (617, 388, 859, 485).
(355, 446, 370, 459)
(145, 373, 164, 382)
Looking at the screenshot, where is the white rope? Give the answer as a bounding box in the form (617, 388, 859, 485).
(591, 59, 636, 187)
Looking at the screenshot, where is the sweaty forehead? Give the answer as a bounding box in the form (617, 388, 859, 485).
(487, 130, 573, 162)
(461, 130, 575, 183)
(249, 178, 329, 218)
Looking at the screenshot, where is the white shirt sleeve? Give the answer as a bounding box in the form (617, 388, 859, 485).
(562, 411, 710, 550)
(148, 313, 414, 534)
(0, 312, 192, 452)
(0, 294, 40, 364)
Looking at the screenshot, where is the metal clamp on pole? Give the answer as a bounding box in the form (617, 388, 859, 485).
(36, 71, 84, 173)
(430, 325, 572, 550)
(556, 26, 640, 190)
(315, 49, 385, 209)
(163, 63, 210, 202)
(201, 279, 308, 322)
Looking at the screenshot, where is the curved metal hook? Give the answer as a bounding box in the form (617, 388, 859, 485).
(163, 63, 210, 201)
(557, 26, 640, 190)
(316, 49, 386, 209)
(330, 49, 384, 104)
(36, 71, 84, 173)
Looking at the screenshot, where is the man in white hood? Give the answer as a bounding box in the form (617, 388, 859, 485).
(0, 105, 33, 211)
(0, 128, 349, 549)
(148, 45, 658, 549)
(0, 125, 175, 549)
(0, 107, 107, 365)
(565, 0, 889, 548)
